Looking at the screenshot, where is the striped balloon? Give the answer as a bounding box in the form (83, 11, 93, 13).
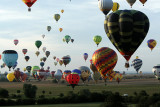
(132, 57, 143, 74)
(92, 47, 118, 79)
(104, 10, 149, 61)
(147, 39, 157, 51)
(112, 2, 120, 12)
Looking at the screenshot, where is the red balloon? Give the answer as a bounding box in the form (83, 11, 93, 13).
(66, 74, 80, 90)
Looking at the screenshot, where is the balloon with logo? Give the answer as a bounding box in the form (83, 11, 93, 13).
(147, 39, 157, 51)
(104, 10, 150, 63)
(92, 47, 118, 80)
(2, 50, 18, 71)
(131, 56, 143, 74)
(22, 0, 37, 12)
(112, 2, 120, 12)
(54, 14, 60, 22)
(83, 53, 88, 62)
(78, 66, 91, 83)
(93, 35, 102, 47)
(66, 73, 80, 90)
(14, 39, 19, 45)
(35, 40, 42, 50)
(62, 56, 71, 67)
(7, 73, 15, 82)
(35, 51, 40, 57)
(45, 51, 50, 58)
(25, 56, 30, 62)
(22, 49, 27, 56)
(126, 0, 136, 8)
(98, 0, 113, 15)
(37, 68, 46, 80)
(64, 35, 71, 44)
(47, 26, 51, 32)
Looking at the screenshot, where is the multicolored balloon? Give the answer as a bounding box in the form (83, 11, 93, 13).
(147, 39, 157, 51)
(22, 0, 37, 11)
(98, 0, 113, 15)
(61, 56, 71, 67)
(14, 39, 19, 45)
(64, 35, 71, 44)
(92, 47, 118, 79)
(22, 49, 27, 56)
(131, 56, 143, 74)
(83, 53, 88, 62)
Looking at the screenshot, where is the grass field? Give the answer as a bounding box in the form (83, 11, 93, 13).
(4, 103, 101, 107)
(0, 78, 160, 98)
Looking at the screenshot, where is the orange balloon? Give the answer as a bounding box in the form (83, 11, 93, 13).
(61, 9, 64, 13)
(59, 28, 63, 32)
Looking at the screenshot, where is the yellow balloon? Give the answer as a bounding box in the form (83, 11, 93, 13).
(24, 68, 26, 72)
(59, 28, 63, 32)
(7, 73, 15, 82)
(112, 2, 120, 12)
(61, 9, 64, 13)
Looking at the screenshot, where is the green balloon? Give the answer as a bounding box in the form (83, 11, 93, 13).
(35, 40, 42, 50)
(93, 35, 102, 47)
(64, 35, 71, 44)
(54, 14, 60, 22)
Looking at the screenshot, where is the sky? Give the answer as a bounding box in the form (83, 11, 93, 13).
(0, 0, 160, 74)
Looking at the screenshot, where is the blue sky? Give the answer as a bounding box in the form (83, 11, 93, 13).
(0, 0, 159, 73)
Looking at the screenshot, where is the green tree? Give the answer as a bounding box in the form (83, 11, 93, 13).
(23, 84, 37, 98)
(0, 88, 9, 98)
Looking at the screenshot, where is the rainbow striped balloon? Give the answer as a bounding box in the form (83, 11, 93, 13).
(147, 39, 157, 51)
(92, 47, 118, 79)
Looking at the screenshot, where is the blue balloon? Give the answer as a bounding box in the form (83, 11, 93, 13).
(72, 69, 81, 75)
(64, 70, 71, 74)
(12, 62, 18, 70)
(2, 50, 18, 71)
(40, 62, 45, 68)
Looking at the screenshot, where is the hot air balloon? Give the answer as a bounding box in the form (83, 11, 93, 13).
(25, 56, 30, 62)
(22, 0, 37, 12)
(53, 56, 56, 60)
(90, 63, 98, 74)
(126, 0, 136, 8)
(63, 70, 71, 80)
(35, 40, 42, 50)
(56, 58, 59, 62)
(152, 64, 160, 80)
(45, 51, 50, 58)
(92, 47, 118, 79)
(63, 38, 66, 42)
(131, 56, 142, 74)
(93, 35, 102, 47)
(147, 39, 157, 51)
(47, 26, 51, 32)
(24, 68, 26, 72)
(54, 14, 60, 22)
(64, 35, 71, 44)
(59, 60, 63, 66)
(42, 34, 45, 38)
(54, 62, 58, 66)
(72, 69, 81, 76)
(78, 66, 91, 83)
(61, 56, 71, 67)
(91, 72, 101, 84)
(14, 69, 21, 82)
(35, 51, 40, 57)
(40, 62, 45, 68)
(14, 39, 19, 45)
(26, 66, 32, 73)
(90, 59, 92, 64)
(22, 49, 27, 55)
(37, 68, 46, 80)
(104, 10, 150, 63)
(98, 0, 113, 15)
(0, 54, 1, 60)
(7, 73, 15, 82)
(2, 50, 18, 71)
(139, 0, 147, 6)
(31, 66, 40, 79)
(54, 69, 63, 82)
(51, 71, 56, 78)
(66, 74, 80, 90)
(12, 62, 18, 70)
(112, 2, 120, 12)
(59, 28, 63, 32)
(42, 57, 47, 62)
(42, 47, 46, 52)
(71, 39, 74, 43)
(83, 53, 88, 62)
(114, 73, 123, 84)
(20, 73, 27, 82)
(61, 9, 64, 13)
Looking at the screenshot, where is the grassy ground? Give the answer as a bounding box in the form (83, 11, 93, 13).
(0, 78, 160, 98)
(4, 103, 101, 107)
